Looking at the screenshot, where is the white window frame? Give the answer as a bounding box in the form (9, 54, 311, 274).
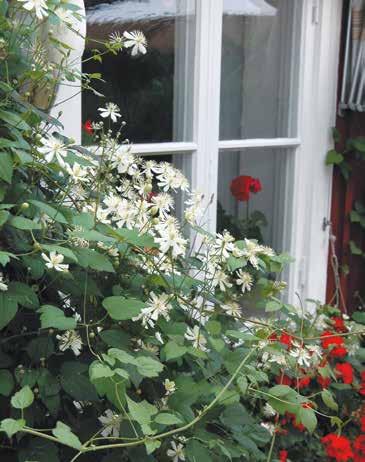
(57, 0, 343, 304)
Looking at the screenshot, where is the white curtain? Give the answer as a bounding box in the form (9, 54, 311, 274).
(339, 0, 365, 113)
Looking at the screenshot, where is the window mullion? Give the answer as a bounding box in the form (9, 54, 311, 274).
(192, 0, 223, 233)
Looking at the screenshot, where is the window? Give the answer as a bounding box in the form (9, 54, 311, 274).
(53, 0, 342, 302)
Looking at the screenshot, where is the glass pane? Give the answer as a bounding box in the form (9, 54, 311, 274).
(82, 0, 196, 143)
(220, 0, 301, 139)
(217, 148, 292, 252)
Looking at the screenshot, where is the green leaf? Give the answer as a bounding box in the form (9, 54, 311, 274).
(102, 296, 145, 320)
(126, 396, 158, 435)
(145, 439, 161, 455)
(350, 137, 365, 152)
(11, 385, 34, 409)
(75, 248, 115, 272)
(0, 152, 13, 183)
(163, 341, 187, 361)
(237, 376, 248, 395)
(60, 362, 98, 401)
(0, 251, 16, 267)
(29, 200, 68, 224)
(0, 109, 30, 130)
(186, 440, 212, 462)
(9, 215, 41, 230)
(326, 149, 344, 165)
(89, 361, 115, 382)
(52, 421, 82, 450)
(0, 210, 9, 227)
(7, 282, 39, 309)
(99, 329, 130, 348)
(265, 300, 283, 312)
(0, 292, 18, 330)
(154, 413, 183, 425)
(38, 305, 77, 330)
(0, 418, 25, 438)
(349, 240, 363, 256)
(134, 356, 164, 378)
(0, 369, 14, 396)
(17, 438, 59, 462)
(352, 311, 365, 324)
(298, 407, 317, 433)
(321, 389, 338, 411)
(112, 228, 157, 248)
(27, 336, 54, 361)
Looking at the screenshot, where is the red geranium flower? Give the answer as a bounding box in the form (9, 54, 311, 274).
(279, 332, 293, 348)
(321, 331, 344, 349)
(230, 175, 262, 202)
(275, 375, 292, 386)
(353, 435, 365, 462)
(83, 119, 93, 135)
(317, 375, 331, 389)
(279, 449, 288, 462)
(329, 346, 348, 358)
(335, 362, 354, 384)
(321, 433, 353, 462)
(296, 375, 311, 389)
(361, 415, 365, 432)
(332, 316, 347, 333)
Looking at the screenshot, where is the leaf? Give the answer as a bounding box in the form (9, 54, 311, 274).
(29, 200, 68, 224)
(102, 296, 145, 320)
(27, 336, 54, 361)
(99, 329, 130, 348)
(60, 362, 98, 401)
(0, 210, 9, 227)
(352, 311, 365, 324)
(9, 215, 41, 230)
(11, 385, 34, 409)
(265, 300, 283, 312)
(351, 137, 365, 152)
(0, 369, 14, 396)
(17, 438, 59, 462)
(134, 356, 164, 378)
(0, 152, 13, 183)
(0, 418, 25, 438)
(154, 413, 183, 425)
(112, 228, 157, 248)
(0, 109, 30, 130)
(237, 376, 248, 395)
(0, 251, 16, 267)
(145, 439, 161, 455)
(349, 240, 363, 256)
(186, 440, 212, 462)
(38, 305, 77, 330)
(321, 389, 338, 411)
(7, 282, 39, 309)
(163, 341, 187, 361)
(298, 407, 317, 433)
(52, 421, 82, 450)
(326, 149, 344, 165)
(75, 248, 115, 272)
(126, 396, 158, 435)
(89, 361, 115, 382)
(0, 292, 18, 330)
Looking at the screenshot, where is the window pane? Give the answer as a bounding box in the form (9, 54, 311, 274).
(83, 0, 196, 143)
(220, 0, 301, 140)
(217, 148, 292, 252)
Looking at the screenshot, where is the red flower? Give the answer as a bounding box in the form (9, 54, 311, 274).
(321, 434, 353, 462)
(335, 362, 354, 384)
(317, 375, 331, 389)
(230, 175, 262, 202)
(279, 332, 293, 348)
(353, 435, 365, 462)
(297, 375, 311, 389)
(279, 450, 288, 462)
(361, 415, 365, 432)
(321, 331, 344, 349)
(83, 119, 93, 135)
(275, 375, 292, 386)
(329, 346, 348, 358)
(332, 316, 347, 333)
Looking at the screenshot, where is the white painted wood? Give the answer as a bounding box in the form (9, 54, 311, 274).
(130, 142, 197, 154)
(287, 0, 343, 305)
(218, 138, 301, 150)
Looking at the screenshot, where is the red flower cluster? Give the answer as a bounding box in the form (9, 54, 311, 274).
(230, 175, 262, 202)
(354, 435, 365, 462)
(332, 316, 347, 333)
(317, 374, 331, 389)
(321, 331, 348, 358)
(279, 449, 288, 462)
(335, 362, 354, 384)
(359, 371, 365, 396)
(83, 119, 93, 135)
(321, 434, 354, 462)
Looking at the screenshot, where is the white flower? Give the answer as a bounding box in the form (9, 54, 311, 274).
(111, 146, 137, 176)
(66, 163, 88, 183)
(39, 135, 68, 166)
(211, 270, 232, 292)
(213, 231, 235, 260)
(132, 292, 172, 328)
(54, 7, 73, 24)
(42, 252, 69, 272)
(155, 332, 164, 344)
(155, 220, 187, 258)
(221, 301, 241, 318)
(123, 30, 147, 56)
(236, 270, 253, 294)
(98, 409, 122, 437)
(289, 342, 312, 368)
(263, 403, 276, 418)
(109, 31, 123, 47)
(18, 0, 48, 19)
(0, 273, 8, 291)
(241, 239, 262, 269)
(98, 103, 121, 123)
(260, 422, 275, 435)
(185, 325, 209, 352)
(167, 441, 185, 462)
(150, 193, 174, 218)
(164, 379, 176, 395)
(56, 330, 82, 356)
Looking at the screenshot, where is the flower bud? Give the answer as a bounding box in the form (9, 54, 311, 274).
(21, 202, 29, 210)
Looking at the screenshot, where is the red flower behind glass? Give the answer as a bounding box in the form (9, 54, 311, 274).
(230, 175, 262, 202)
(83, 120, 93, 135)
(321, 433, 353, 462)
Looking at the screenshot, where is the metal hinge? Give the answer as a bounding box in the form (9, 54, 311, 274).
(312, 0, 320, 24)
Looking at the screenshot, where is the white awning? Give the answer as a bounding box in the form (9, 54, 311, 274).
(87, 0, 277, 25)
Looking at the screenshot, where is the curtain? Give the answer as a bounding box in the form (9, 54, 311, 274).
(339, 0, 365, 113)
